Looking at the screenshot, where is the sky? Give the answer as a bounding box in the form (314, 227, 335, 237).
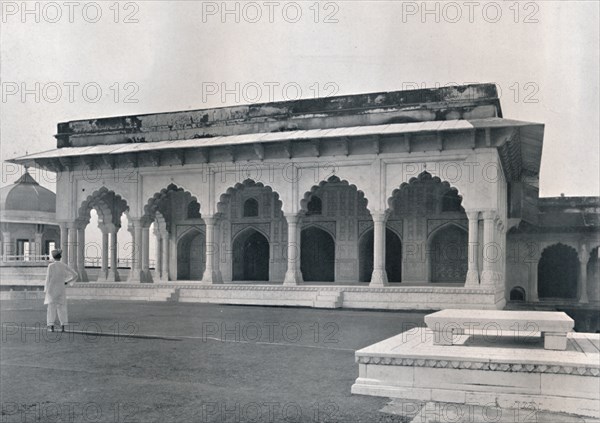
(1, 1, 599, 197)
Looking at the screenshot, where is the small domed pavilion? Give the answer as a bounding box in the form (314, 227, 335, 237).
(0, 169, 60, 260)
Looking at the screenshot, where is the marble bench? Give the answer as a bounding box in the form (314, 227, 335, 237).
(424, 309, 574, 350)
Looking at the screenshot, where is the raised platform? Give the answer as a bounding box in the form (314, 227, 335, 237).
(351, 327, 600, 418)
(43, 282, 508, 310)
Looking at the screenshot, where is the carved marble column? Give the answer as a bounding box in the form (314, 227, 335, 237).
(96, 225, 110, 282)
(141, 224, 152, 283)
(127, 219, 144, 283)
(107, 226, 120, 282)
(154, 226, 162, 280)
(370, 211, 389, 287)
(67, 222, 78, 273)
(76, 222, 88, 282)
(465, 211, 480, 286)
(59, 222, 68, 263)
(161, 230, 170, 282)
(578, 244, 589, 304)
(201, 216, 222, 284)
(480, 211, 497, 286)
(283, 214, 303, 285)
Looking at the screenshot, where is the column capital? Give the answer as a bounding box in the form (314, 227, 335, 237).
(98, 223, 117, 234)
(370, 210, 389, 223)
(203, 215, 218, 225)
(482, 210, 496, 220)
(465, 210, 480, 220)
(284, 214, 301, 225)
(128, 217, 143, 225)
(578, 243, 589, 263)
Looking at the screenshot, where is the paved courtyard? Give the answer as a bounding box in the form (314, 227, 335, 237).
(0, 300, 595, 422)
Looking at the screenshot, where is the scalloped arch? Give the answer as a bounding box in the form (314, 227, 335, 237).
(300, 175, 369, 213)
(541, 242, 579, 258)
(217, 179, 283, 216)
(144, 183, 200, 221)
(78, 187, 129, 226)
(387, 171, 463, 212)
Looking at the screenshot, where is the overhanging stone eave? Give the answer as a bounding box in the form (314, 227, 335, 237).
(10, 118, 543, 172)
(495, 123, 545, 181)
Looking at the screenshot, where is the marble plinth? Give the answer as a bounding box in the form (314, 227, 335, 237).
(57, 283, 506, 310)
(351, 328, 600, 418)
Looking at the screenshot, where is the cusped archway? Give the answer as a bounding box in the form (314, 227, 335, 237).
(301, 226, 335, 282)
(428, 223, 468, 283)
(300, 176, 369, 215)
(78, 188, 130, 282)
(176, 228, 205, 281)
(218, 179, 286, 282)
(387, 171, 468, 284)
(232, 228, 270, 281)
(144, 183, 201, 230)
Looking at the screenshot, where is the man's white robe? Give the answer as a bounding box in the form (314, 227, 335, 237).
(44, 261, 78, 305)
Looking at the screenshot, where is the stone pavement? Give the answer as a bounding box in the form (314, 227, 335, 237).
(1, 299, 597, 422)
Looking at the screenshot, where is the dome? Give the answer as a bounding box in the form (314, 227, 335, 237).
(0, 171, 56, 213)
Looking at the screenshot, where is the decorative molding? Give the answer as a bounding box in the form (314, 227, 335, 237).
(355, 356, 600, 377)
(69, 283, 495, 295)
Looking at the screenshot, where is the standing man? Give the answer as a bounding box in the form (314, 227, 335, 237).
(45, 249, 78, 332)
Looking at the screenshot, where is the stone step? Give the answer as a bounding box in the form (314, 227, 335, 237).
(313, 291, 343, 308)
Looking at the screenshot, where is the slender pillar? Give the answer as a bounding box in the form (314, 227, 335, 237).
(370, 211, 389, 287)
(579, 245, 589, 304)
(283, 214, 303, 285)
(161, 231, 170, 281)
(480, 211, 497, 286)
(201, 216, 222, 284)
(142, 225, 152, 283)
(67, 222, 77, 272)
(96, 226, 109, 282)
(107, 227, 120, 282)
(155, 236, 163, 280)
(59, 223, 68, 264)
(76, 224, 88, 282)
(465, 211, 480, 286)
(127, 219, 144, 283)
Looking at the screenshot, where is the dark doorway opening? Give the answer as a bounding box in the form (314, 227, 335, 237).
(430, 225, 468, 283)
(538, 244, 579, 299)
(177, 230, 205, 280)
(233, 229, 269, 281)
(301, 227, 335, 282)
